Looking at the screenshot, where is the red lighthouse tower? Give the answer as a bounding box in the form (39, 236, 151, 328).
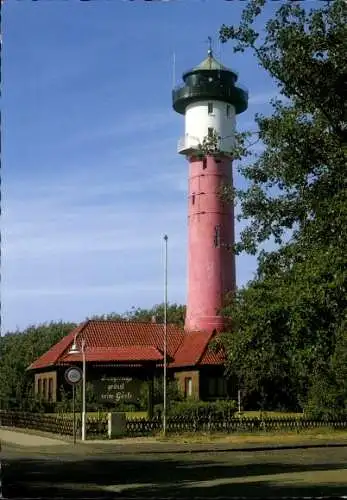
(172, 47, 248, 334)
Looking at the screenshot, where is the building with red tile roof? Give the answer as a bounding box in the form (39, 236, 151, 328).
(28, 319, 228, 408)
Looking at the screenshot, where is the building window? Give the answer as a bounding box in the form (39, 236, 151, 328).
(184, 377, 193, 398)
(192, 193, 195, 205)
(208, 378, 216, 396)
(48, 378, 53, 401)
(208, 377, 226, 397)
(226, 105, 230, 118)
(214, 225, 221, 248)
(208, 127, 214, 138)
(43, 379, 47, 400)
(217, 377, 227, 397)
(208, 102, 213, 115)
(38, 379, 42, 397)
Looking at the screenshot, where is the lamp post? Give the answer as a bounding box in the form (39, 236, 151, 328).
(68, 337, 87, 441)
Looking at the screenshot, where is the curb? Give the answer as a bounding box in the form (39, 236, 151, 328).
(94, 441, 347, 454)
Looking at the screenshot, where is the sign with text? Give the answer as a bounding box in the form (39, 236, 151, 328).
(93, 376, 142, 404)
(65, 366, 82, 386)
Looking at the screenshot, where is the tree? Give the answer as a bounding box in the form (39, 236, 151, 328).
(218, 0, 347, 413)
(0, 322, 76, 410)
(89, 303, 186, 327)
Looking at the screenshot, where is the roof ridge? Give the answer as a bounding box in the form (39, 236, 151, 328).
(89, 345, 160, 350)
(87, 319, 183, 326)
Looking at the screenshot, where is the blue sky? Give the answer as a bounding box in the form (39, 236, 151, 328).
(2, 0, 281, 333)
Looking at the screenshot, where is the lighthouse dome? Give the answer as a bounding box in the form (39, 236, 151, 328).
(184, 49, 237, 78)
(172, 49, 248, 115)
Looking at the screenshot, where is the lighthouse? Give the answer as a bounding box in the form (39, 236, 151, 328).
(172, 45, 248, 334)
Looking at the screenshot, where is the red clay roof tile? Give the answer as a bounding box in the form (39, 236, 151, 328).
(28, 320, 224, 370)
(170, 330, 215, 367)
(199, 347, 226, 364)
(61, 346, 163, 363)
(27, 324, 85, 370)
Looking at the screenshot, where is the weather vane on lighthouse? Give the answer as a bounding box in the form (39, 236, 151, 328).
(207, 36, 213, 56)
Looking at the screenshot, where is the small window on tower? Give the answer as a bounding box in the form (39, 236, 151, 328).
(208, 127, 214, 138)
(208, 102, 213, 115)
(192, 193, 195, 205)
(226, 105, 230, 118)
(214, 225, 221, 248)
(202, 158, 207, 169)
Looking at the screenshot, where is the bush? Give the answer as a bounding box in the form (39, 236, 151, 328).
(304, 372, 347, 419)
(167, 399, 237, 419)
(140, 377, 183, 412)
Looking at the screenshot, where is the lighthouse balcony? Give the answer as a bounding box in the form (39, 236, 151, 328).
(178, 134, 234, 157)
(177, 135, 201, 155)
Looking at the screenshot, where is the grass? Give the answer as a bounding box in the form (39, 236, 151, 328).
(46, 411, 148, 420)
(47, 410, 303, 420)
(154, 427, 347, 444)
(238, 410, 304, 418)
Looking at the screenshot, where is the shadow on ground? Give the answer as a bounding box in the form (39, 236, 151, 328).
(3, 448, 347, 498)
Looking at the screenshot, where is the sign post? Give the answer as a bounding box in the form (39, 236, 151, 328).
(65, 366, 82, 444)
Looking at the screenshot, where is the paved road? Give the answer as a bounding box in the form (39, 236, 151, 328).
(1, 437, 347, 498)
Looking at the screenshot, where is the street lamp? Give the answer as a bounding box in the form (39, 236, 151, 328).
(69, 337, 86, 441)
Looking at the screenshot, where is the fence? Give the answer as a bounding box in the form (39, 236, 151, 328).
(125, 416, 347, 436)
(1, 411, 347, 439)
(0, 411, 108, 439)
(0, 411, 75, 436)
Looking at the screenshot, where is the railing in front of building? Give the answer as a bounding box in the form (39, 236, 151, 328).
(1, 410, 347, 439)
(177, 134, 201, 153)
(0, 410, 108, 439)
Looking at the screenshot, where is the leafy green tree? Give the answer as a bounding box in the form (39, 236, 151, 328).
(0, 322, 76, 410)
(218, 0, 347, 413)
(90, 303, 186, 326)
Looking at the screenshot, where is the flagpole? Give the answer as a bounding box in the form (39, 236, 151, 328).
(172, 51, 176, 89)
(163, 234, 168, 436)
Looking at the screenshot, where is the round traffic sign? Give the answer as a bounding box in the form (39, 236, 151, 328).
(65, 366, 82, 385)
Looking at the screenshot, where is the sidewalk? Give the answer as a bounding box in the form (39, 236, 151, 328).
(1, 426, 347, 453)
(0, 428, 68, 447)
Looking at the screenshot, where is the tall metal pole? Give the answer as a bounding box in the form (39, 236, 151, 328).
(163, 234, 168, 436)
(72, 385, 76, 445)
(82, 339, 86, 441)
(172, 51, 176, 89)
